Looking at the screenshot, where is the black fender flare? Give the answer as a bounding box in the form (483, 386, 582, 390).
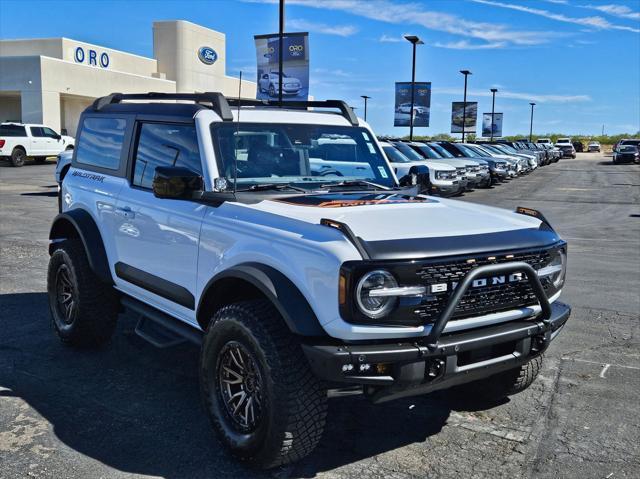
(198, 263, 326, 337)
(49, 209, 113, 284)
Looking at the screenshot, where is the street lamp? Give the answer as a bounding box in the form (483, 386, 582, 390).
(361, 95, 371, 121)
(490, 88, 498, 141)
(529, 102, 536, 142)
(404, 35, 424, 141)
(459, 70, 472, 141)
(278, 0, 285, 106)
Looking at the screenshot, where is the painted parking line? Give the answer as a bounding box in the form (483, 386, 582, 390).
(561, 357, 640, 371)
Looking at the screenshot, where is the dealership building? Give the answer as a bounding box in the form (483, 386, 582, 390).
(0, 20, 256, 136)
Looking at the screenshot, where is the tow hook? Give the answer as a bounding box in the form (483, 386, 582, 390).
(425, 358, 446, 380)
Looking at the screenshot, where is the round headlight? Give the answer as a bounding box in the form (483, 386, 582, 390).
(539, 249, 566, 288)
(356, 270, 398, 319)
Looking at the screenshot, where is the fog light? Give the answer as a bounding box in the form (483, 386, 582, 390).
(359, 363, 371, 372)
(342, 364, 354, 372)
(375, 363, 391, 375)
(426, 359, 445, 379)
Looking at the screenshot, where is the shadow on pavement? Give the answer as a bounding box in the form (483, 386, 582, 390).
(0, 292, 503, 478)
(21, 191, 58, 197)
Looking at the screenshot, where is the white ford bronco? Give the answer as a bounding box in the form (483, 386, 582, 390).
(47, 92, 571, 468)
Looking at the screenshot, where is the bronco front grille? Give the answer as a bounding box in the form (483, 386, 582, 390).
(413, 249, 552, 322)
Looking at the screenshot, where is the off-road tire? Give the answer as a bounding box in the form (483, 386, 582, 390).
(455, 354, 544, 400)
(11, 147, 26, 167)
(47, 239, 118, 347)
(200, 299, 327, 469)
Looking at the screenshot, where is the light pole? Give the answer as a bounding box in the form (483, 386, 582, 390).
(490, 88, 498, 141)
(278, 0, 285, 106)
(529, 102, 536, 142)
(404, 35, 423, 141)
(361, 95, 371, 121)
(460, 70, 472, 141)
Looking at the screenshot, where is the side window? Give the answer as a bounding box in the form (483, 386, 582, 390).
(75, 117, 127, 170)
(30, 127, 46, 137)
(132, 123, 201, 189)
(0, 125, 26, 136)
(42, 127, 59, 138)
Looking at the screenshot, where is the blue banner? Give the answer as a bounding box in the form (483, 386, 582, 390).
(394, 82, 431, 127)
(255, 32, 309, 101)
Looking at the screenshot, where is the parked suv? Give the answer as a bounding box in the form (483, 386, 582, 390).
(0, 122, 75, 166)
(555, 138, 576, 158)
(48, 92, 571, 469)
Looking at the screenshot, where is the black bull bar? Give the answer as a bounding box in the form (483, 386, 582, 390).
(302, 261, 570, 403)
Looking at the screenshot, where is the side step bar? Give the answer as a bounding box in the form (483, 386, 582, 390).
(121, 295, 203, 346)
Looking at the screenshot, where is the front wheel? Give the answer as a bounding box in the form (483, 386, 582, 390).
(268, 84, 276, 97)
(200, 299, 327, 469)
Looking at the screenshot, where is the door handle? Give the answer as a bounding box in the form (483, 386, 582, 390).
(116, 206, 135, 219)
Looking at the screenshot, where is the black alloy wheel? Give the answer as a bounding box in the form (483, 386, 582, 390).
(217, 341, 263, 432)
(54, 264, 76, 326)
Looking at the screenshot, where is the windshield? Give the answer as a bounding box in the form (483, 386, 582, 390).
(211, 123, 395, 188)
(495, 144, 518, 154)
(468, 144, 494, 157)
(455, 144, 481, 157)
(620, 145, 638, 152)
(382, 145, 411, 163)
(414, 144, 442, 159)
(391, 142, 426, 162)
(428, 142, 455, 158)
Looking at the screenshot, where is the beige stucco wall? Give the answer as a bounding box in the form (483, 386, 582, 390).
(0, 21, 256, 135)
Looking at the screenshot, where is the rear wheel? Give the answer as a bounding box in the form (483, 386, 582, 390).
(47, 240, 118, 347)
(268, 84, 276, 97)
(11, 147, 26, 167)
(200, 299, 327, 469)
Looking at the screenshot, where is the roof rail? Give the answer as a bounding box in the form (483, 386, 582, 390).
(226, 98, 359, 126)
(91, 92, 234, 121)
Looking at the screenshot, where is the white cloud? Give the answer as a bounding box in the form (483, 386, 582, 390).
(471, 0, 640, 33)
(581, 4, 640, 20)
(244, 0, 557, 46)
(432, 87, 592, 104)
(287, 19, 358, 36)
(433, 40, 507, 49)
(314, 67, 350, 77)
(379, 34, 404, 43)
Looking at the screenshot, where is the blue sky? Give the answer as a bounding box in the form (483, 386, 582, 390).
(1, 0, 639, 136)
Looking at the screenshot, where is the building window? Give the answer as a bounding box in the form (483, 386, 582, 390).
(133, 123, 202, 189)
(75, 117, 127, 170)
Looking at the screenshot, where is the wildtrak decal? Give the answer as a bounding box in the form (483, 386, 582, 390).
(72, 171, 106, 183)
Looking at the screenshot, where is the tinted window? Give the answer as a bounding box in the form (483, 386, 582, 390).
(76, 117, 127, 170)
(42, 127, 59, 138)
(133, 123, 201, 189)
(30, 126, 46, 137)
(0, 125, 26, 136)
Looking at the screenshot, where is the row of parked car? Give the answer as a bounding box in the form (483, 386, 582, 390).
(377, 139, 562, 197)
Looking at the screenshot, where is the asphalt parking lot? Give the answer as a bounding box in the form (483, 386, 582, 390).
(1, 154, 638, 479)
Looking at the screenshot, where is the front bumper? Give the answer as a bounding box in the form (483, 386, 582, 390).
(431, 180, 460, 197)
(303, 261, 571, 403)
(303, 301, 570, 403)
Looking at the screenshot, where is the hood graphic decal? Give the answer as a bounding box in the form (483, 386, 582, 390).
(274, 192, 435, 208)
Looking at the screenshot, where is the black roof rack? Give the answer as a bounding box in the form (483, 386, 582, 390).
(91, 93, 358, 126)
(226, 98, 359, 126)
(92, 92, 234, 121)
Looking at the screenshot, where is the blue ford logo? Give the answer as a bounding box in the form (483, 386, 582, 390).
(198, 47, 217, 65)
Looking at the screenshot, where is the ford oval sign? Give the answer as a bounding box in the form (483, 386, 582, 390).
(198, 47, 217, 65)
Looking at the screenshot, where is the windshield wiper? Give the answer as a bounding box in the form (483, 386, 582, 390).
(319, 180, 390, 191)
(237, 183, 307, 193)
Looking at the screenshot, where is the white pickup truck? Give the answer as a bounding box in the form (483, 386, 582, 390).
(0, 122, 75, 167)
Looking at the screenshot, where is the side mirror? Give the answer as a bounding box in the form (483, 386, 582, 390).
(54, 134, 62, 140)
(399, 165, 431, 194)
(152, 166, 204, 199)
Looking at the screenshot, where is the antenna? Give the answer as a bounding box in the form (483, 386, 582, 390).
(233, 71, 242, 194)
